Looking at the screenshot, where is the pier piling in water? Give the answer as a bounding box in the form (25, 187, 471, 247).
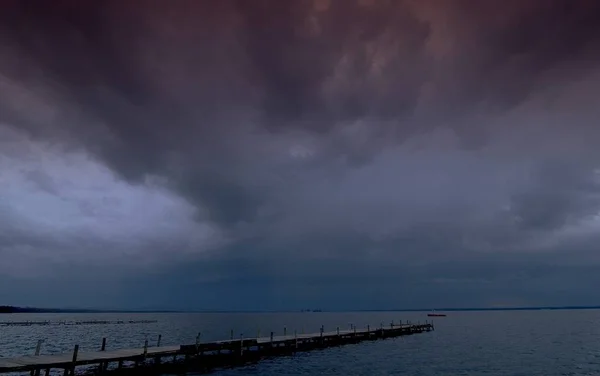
(34, 340, 43, 356)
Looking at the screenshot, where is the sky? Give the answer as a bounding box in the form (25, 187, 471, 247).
(1, 0, 600, 311)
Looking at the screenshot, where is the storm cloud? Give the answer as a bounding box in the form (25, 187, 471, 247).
(1, 0, 600, 309)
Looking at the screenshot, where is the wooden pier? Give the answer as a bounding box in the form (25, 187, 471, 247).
(0, 322, 434, 375)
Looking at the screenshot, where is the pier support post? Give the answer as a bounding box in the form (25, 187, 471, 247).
(294, 330, 298, 350)
(196, 332, 202, 350)
(31, 340, 44, 376)
(270, 331, 274, 345)
(71, 345, 79, 375)
(35, 340, 43, 355)
(320, 325, 324, 344)
(63, 344, 78, 376)
(98, 337, 107, 373)
(239, 333, 244, 356)
(230, 329, 234, 340)
(284, 326, 287, 337)
(157, 334, 162, 347)
(143, 338, 149, 358)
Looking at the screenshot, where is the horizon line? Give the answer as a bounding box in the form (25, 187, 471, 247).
(3, 305, 600, 314)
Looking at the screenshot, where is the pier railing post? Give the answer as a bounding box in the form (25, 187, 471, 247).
(320, 325, 324, 344)
(240, 333, 244, 356)
(336, 327, 339, 336)
(270, 331, 274, 345)
(30, 340, 44, 376)
(35, 339, 43, 355)
(230, 329, 234, 340)
(294, 330, 298, 350)
(143, 338, 148, 358)
(157, 334, 162, 347)
(284, 326, 287, 337)
(99, 337, 107, 373)
(196, 332, 201, 353)
(64, 344, 78, 376)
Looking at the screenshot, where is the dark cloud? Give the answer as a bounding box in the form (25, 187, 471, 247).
(508, 160, 600, 231)
(2, 0, 600, 308)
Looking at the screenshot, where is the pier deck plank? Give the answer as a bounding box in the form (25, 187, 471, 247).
(0, 346, 180, 371)
(255, 325, 412, 343)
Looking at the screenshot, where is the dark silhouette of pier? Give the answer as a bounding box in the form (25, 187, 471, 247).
(0, 321, 434, 375)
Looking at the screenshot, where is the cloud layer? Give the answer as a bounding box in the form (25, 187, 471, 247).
(1, 0, 600, 309)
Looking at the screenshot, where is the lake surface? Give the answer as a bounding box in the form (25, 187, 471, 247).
(1, 310, 600, 375)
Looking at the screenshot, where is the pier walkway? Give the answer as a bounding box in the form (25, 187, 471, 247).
(0, 322, 434, 375)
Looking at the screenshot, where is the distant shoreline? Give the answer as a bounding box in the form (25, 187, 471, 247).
(3, 305, 600, 314)
(0, 306, 178, 314)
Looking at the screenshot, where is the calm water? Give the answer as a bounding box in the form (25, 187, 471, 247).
(1, 310, 600, 375)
